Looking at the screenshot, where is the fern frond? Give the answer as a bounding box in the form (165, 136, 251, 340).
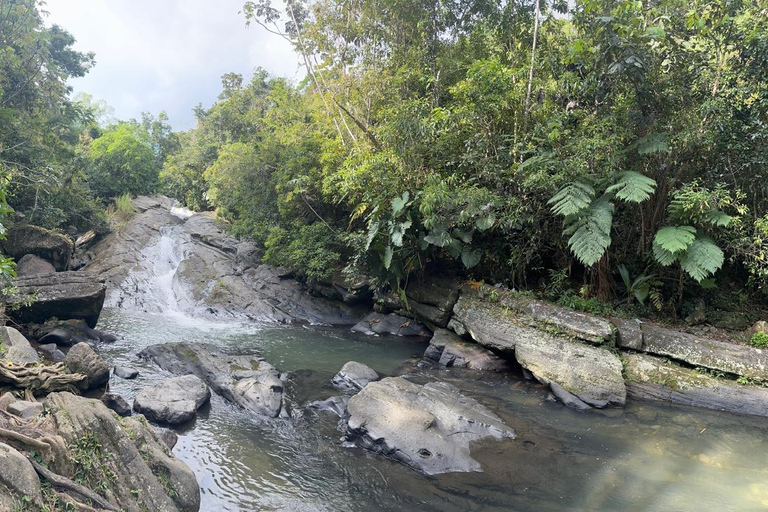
(652, 240, 678, 266)
(564, 196, 614, 266)
(654, 226, 696, 254)
(703, 209, 733, 227)
(680, 236, 725, 282)
(606, 171, 657, 203)
(548, 181, 595, 217)
(634, 132, 670, 155)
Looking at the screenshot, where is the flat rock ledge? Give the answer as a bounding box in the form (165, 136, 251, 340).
(332, 361, 379, 391)
(452, 292, 626, 408)
(139, 342, 285, 418)
(344, 377, 515, 475)
(134, 375, 210, 425)
(624, 353, 768, 418)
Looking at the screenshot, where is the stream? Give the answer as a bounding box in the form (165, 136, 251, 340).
(93, 230, 768, 512)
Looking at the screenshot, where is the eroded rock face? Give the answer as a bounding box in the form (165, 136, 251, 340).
(9, 272, 106, 328)
(0, 326, 39, 364)
(47, 391, 200, 512)
(133, 375, 210, 425)
(64, 342, 110, 391)
(624, 353, 768, 418)
(424, 329, 509, 371)
(139, 342, 285, 418)
(351, 312, 432, 337)
(0, 224, 72, 271)
(344, 377, 515, 474)
(332, 361, 379, 391)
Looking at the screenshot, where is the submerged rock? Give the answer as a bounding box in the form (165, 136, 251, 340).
(332, 361, 379, 391)
(134, 375, 210, 425)
(306, 395, 350, 418)
(9, 272, 106, 328)
(114, 365, 139, 379)
(0, 326, 39, 364)
(139, 342, 285, 418)
(424, 328, 509, 371)
(351, 312, 432, 337)
(344, 377, 515, 474)
(64, 342, 110, 391)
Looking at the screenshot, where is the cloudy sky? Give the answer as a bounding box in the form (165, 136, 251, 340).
(44, 0, 302, 130)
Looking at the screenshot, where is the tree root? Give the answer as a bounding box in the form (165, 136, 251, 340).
(28, 456, 119, 511)
(0, 426, 50, 451)
(0, 361, 85, 394)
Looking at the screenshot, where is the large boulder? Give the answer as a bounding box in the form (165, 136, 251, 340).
(0, 224, 72, 271)
(64, 342, 110, 390)
(332, 361, 379, 391)
(15, 254, 55, 276)
(424, 329, 509, 371)
(624, 353, 768, 418)
(0, 443, 42, 508)
(0, 326, 39, 364)
(133, 375, 210, 425)
(47, 391, 200, 511)
(139, 342, 285, 418)
(405, 277, 462, 327)
(351, 312, 432, 337)
(8, 272, 106, 328)
(344, 377, 515, 474)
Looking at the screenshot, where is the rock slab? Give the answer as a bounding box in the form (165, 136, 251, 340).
(345, 377, 515, 474)
(9, 271, 106, 327)
(332, 361, 379, 391)
(133, 374, 210, 425)
(424, 328, 509, 371)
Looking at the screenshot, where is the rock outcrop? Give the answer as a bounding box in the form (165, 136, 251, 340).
(133, 375, 210, 425)
(624, 353, 768, 418)
(139, 342, 286, 418)
(332, 361, 379, 391)
(9, 272, 106, 328)
(423, 328, 509, 371)
(344, 377, 515, 474)
(405, 277, 462, 328)
(0, 224, 72, 271)
(0, 326, 39, 364)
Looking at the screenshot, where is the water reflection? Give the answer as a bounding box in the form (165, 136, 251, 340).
(97, 308, 768, 512)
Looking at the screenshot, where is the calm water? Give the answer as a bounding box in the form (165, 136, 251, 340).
(97, 308, 768, 512)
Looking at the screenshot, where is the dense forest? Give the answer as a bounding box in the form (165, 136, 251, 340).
(2, 0, 768, 321)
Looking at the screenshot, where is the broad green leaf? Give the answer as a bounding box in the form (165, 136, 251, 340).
(382, 246, 393, 269)
(475, 214, 495, 231)
(392, 191, 409, 215)
(461, 247, 482, 269)
(424, 230, 453, 247)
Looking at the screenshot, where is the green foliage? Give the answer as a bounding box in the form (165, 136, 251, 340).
(606, 172, 657, 204)
(750, 332, 768, 349)
(562, 196, 614, 267)
(88, 123, 159, 199)
(617, 264, 656, 305)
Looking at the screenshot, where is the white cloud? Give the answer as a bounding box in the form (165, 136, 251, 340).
(43, 0, 302, 130)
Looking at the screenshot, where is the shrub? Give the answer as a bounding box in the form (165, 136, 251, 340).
(750, 331, 768, 348)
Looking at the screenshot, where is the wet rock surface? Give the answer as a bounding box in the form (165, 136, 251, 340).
(351, 312, 432, 337)
(139, 342, 286, 418)
(134, 374, 211, 425)
(424, 328, 509, 371)
(344, 377, 515, 474)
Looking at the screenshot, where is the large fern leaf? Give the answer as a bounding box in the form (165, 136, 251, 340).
(654, 226, 696, 254)
(563, 196, 614, 266)
(634, 132, 670, 155)
(680, 236, 725, 282)
(548, 181, 595, 217)
(606, 171, 657, 203)
(652, 240, 678, 266)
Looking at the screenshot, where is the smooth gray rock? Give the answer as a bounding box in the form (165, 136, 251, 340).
(624, 353, 768, 418)
(0, 326, 39, 364)
(345, 377, 515, 474)
(64, 342, 110, 390)
(549, 382, 592, 411)
(0, 443, 42, 506)
(15, 253, 55, 276)
(523, 300, 614, 343)
(102, 392, 132, 417)
(424, 329, 509, 371)
(139, 342, 285, 418)
(612, 317, 644, 350)
(0, 224, 72, 271)
(36, 319, 101, 347)
(306, 395, 350, 417)
(514, 335, 626, 408)
(48, 391, 200, 511)
(641, 325, 768, 381)
(0, 392, 17, 411)
(134, 375, 210, 425)
(332, 361, 379, 390)
(7, 400, 44, 419)
(351, 312, 432, 337)
(451, 294, 530, 352)
(9, 272, 106, 327)
(37, 342, 58, 355)
(114, 365, 139, 379)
